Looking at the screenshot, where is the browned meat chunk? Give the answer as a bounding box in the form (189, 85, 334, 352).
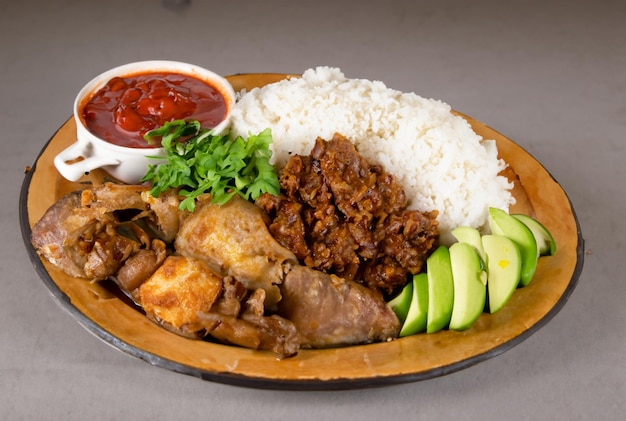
(31, 182, 180, 286)
(115, 240, 167, 293)
(256, 134, 439, 295)
(139, 255, 225, 336)
(174, 194, 399, 353)
(31, 190, 91, 278)
(79, 183, 148, 212)
(201, 287, 301, 358)
(31, 189, 143, 281)
(278, 264, 400, 348)
(175, 194, 298, 308)
(139, 255, 300, 358)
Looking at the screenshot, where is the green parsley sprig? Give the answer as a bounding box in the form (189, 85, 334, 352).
(141, 120, 279, 212)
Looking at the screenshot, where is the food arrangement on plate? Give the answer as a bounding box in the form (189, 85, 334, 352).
(24, 61, 576, 384)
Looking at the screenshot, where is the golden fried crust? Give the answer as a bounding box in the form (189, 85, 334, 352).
(138, 255, 223, 334)
(175, 195, 298, 308)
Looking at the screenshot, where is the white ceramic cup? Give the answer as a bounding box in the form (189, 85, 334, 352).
(54, 60, 236, 184)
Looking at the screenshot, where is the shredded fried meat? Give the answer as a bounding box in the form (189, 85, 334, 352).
(256, 133, 439, 295)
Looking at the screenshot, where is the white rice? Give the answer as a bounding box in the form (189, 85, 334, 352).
(230, 67, 514, 243)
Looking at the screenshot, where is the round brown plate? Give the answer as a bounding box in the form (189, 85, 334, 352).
(20, 73, 584, 390)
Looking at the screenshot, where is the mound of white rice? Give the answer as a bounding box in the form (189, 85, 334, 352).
(230, 67, 514, 243)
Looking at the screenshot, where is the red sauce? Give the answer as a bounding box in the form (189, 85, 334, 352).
(81, 72, 228, 148)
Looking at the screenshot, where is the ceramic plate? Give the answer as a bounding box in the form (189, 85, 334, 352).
(20, 73, 584, 390)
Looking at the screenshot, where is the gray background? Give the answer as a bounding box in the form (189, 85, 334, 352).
(2, 0, 624, 419)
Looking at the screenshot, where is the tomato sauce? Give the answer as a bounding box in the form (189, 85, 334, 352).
(81, 72, 228, 148)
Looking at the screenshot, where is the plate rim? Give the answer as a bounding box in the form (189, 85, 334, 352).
(19, 75, 585, 390)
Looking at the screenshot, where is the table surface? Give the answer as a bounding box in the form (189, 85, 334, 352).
(2, 0, 625, 419)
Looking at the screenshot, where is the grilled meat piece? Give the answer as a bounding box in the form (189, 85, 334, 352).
(278, 264, 400, 348)
(31, 190, 91, 278)
(31, 189, 143, 280)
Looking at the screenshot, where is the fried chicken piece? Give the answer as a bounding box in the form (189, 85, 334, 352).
(175, 194, 298, 308)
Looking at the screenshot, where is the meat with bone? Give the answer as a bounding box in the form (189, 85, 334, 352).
(31, 190, 92, 278)
(174, 194, 299, 308)
(138, 255, 301, 357)
(174, 193, 400, 349)
(31, 183, 179, 285)
(31, 176, 406, 356)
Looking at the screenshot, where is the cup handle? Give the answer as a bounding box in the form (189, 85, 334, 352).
(54, 140, 120, 182)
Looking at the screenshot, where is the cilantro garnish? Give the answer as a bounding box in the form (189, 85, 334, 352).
(141, 120, 279, 212)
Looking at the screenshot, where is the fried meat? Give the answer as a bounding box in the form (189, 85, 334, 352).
(256, 134, 439, 295)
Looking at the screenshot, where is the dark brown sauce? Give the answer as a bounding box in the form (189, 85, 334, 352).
(100, 278, 145, 314)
